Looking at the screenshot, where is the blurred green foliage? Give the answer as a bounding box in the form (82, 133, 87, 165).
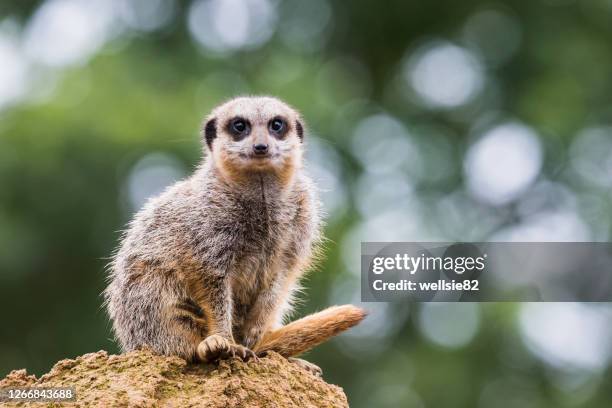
(1, 1, 612, 407)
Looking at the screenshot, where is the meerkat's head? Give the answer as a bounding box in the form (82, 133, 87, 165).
(202, 96, 305, 183)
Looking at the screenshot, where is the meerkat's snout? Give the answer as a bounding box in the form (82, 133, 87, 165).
(253, 143, 269, 155)
(250, 128, 272, 158)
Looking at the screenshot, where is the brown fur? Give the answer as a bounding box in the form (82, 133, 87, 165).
(254, 305, 367, 357)
(104, 96, 365, 366)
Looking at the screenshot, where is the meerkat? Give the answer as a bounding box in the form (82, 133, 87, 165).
(104, 96, 365, 375)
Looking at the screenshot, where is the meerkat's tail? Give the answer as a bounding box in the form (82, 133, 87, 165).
(253, 305, 367, 358)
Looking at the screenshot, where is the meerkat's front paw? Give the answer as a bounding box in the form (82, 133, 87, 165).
(288, 357, 322, 377)
(197, 335, 256, 363)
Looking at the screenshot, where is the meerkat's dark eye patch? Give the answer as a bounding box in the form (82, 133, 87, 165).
(227, 117, 251, 140)
(268, 116, 288, 138)
(295, 120, 304, 141)
(270, 118, 284, 133)
(232, 119, 247, 133)
(204, 118, 217, 149)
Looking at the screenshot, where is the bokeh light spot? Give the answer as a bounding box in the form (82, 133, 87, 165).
(570, 127, 612, 189)
(23, 0, 116, 67)
(405, 42, 484, 109)
(125, 152, 186, 212)
(118, 0, 176, 32)
(188, 0, 277, 55)
(418, 303, 480, 349)
(0, 28, 28, 109)
(464, 122, 542, 206)
(351, 114, 421, 176)
(520, 304, 612, 371)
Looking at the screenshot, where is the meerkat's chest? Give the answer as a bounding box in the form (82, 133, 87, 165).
(235, 200, 294, 261)
(227, 199, 296, 291)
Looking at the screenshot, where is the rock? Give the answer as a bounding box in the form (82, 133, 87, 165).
(0, 349, 348, 407)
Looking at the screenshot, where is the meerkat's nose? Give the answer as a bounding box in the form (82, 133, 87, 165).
(253, 143, 269, 155)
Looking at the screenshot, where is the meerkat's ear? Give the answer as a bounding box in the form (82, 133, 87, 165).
(203, 118, 217, 149)
(295, 120, 304, 142)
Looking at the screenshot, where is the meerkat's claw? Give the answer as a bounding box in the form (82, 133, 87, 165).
(197, 335, 257, 363)
(232, 343, 257, 361)
(288, 357, 322, 377)
(241, 345, 258, 361)
(197, 334, 231, 362)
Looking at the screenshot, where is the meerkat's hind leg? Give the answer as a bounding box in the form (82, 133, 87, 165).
(197, 334, 257, 363)
(288, 357, 322, 377)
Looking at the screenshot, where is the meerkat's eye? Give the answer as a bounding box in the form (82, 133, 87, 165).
(228, 117, 250, 140)
(232, 119, 248, 133)
(269, 118, 285, 135)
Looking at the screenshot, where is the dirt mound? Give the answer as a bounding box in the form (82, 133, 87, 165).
(0, 349, 348, 407)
